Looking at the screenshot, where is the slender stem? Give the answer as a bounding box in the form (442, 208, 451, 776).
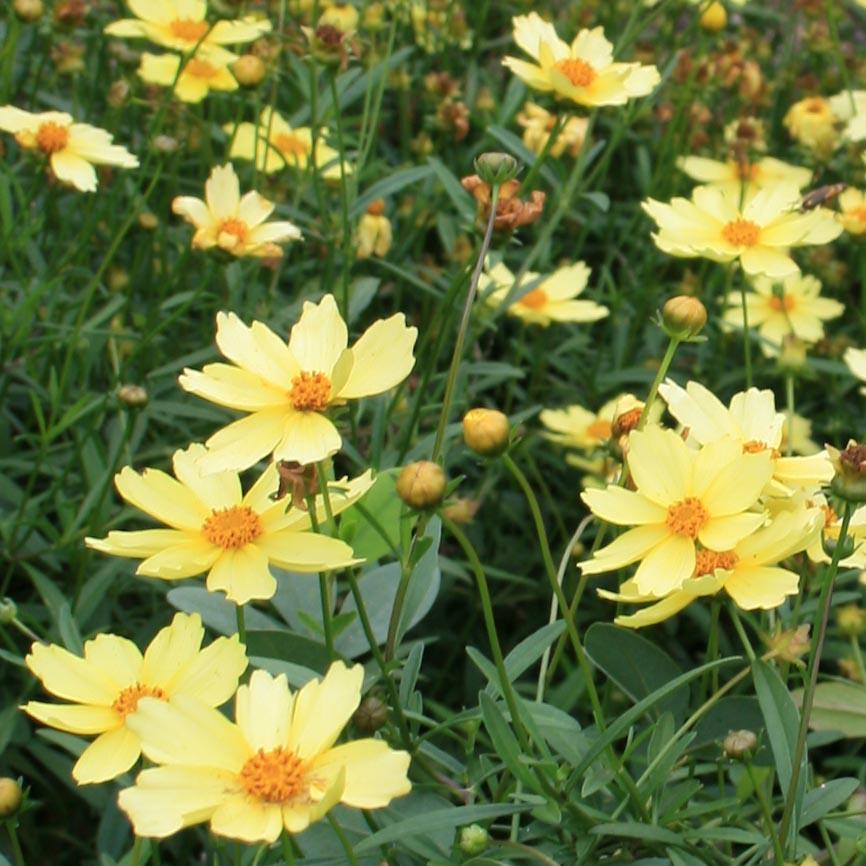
(328, 74, 353, 319)
(699, 600, 722, 704)
(850, 633, 866, 683)
(305, 491, 335, 659)
(6, 821, 25, 866)
(729, 605, 756, 663)
(778, 501, 853, 852)
(739, 273, 753, 388)
(281, 832, 297, 866)
(327, 814, 362, 866)
(518, 113, 567, 194)
(235, 605, 246, 644)
(785, 374, 795, 457)
(637, 337, 680, 431)
(384, 518, 417, 662)
(744, 757, 786, 866)
(430, 184, 500, 464)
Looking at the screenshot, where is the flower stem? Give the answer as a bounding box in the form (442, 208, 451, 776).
(430, 183, 500, 464)
(518, 113, 567, 194)
(235, 605, 246, 645)
(6, 821, 25, 866)
(637, 336, 680, 431)
(739, 274, 753, 388)
(745, 756, 787, 866)
(327, 814, 362, 866)
(306, 487, 335, 659)
(778, 501, 853, 852)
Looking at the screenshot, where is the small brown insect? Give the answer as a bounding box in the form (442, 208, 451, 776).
(800, 183, 846, 211)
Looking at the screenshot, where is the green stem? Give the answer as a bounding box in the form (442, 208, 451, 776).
(778, 501, 853, 852)
(281, 831, 297, 866)
(638, 337, 680, 431)
(850, 633, 866, 683)
(739, 274, 753, 389)
(430, 184, 500, 465)
(326, 814, 362, 866)
(518, 113, 567, 194)
(6, 821, 25, 866)
(729, 605, 756, 663)
(305, 489, 335, 659)
(328, 73, 353, 319)
(384, 521, 417, 662)
(744, 757, 787, 866)
(235, 605, 246, 645)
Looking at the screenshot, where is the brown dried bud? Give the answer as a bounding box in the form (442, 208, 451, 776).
(828, 441, 866, 502)
(723, 729, 757, 759)
(116, 384, 148, 407)
(272, 461, 318, 509)
(461, 175, 545, 233)
(353, 695, 388, 733)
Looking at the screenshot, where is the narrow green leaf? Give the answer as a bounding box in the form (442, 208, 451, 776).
(479, 692, 543, 793)
(800, 778, 860, 827)
(752, 660, 800, 793)
(794, 680, 866, 737)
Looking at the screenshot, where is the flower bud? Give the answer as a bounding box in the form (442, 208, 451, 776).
(723, 729, 757, 759)
(107, 79, 130, 108)
(442, 497, 479, 525)
(767, 624, 810, 663)
(837, 604, 866, 637)
(459, 824, 489, 856)
(474, 151, 520, 186)
(699, 1, 727, 31)
(353, 695, 388, 733)
(138, 211, 158, 230)
(0, 598, 17, 625)
(232, 54, 267, 86)
(662, 295, 707, 340)
(0, 778, 22, 818)
(462, 408, 510, 457)
(829, 441, 866, 503)
(778, 335, 808, 374)
(396, 461, 446, 509)
(117, 384, 148, 407)
(13, 0, 44, 21)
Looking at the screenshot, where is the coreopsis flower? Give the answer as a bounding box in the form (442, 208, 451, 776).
(105, 0, 270, 62)
(782, 412, 820, 456)
(642, 184, 842, 279)
(0, 106, 138, 192)
(172, 164, 301, 258)
(844, 347, 866, 394)
(355, 199, 392, 259)
(722, 273, 843, 354)
(138, 52, 237, 103)
(516, 102, 588, 158)
(479, 259, 608, 327)
(180, 296, 417, 470)
(828, 90, 866, 142)
(22, 613, 246, 784)
(540, 396, 629, 452)
(461, 175, 545, 232)
(580, 426, 773, 596)
(86, 445, 371, 604)
(837, 188, 866, 236)
(225, 108, 351, 180)
(658, 379, 833, 493)
(503, 13, 659, 107)
(599, 507, 821, 628)
(118, 664, 411, 841)
(783, 97, 838, 156)
(675, 155, 811, 197)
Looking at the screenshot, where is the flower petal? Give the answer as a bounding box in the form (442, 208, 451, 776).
(73, 725, 141, 784)
(172, 444, 242, 510)
(115, 466, 209, 530)
(199, 408, 290, 474)
(22, 701, 118, 734)
(288, 295, 348, 375)
(632, 534, 695, 596)
(254, 530, 360, 572)
(272, 410, 342, 466)
(26, 641, 120, 705)
(235, 670, 292, 752)
(205, 545, 276, 604)
(312, 739, 411, 808)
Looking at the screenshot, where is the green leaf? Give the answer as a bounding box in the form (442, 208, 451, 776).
(427, 157, 475, 223)
(338, 469, 402, 561)
(752, 660, 800, 793)
(585, 623, 689, 720)
(482, 621, 565, 699)
(800, 778, 860, 827)
(244, 630, 332, 674)
(590, 821, 683, 845)
(479, 692, 543, 793)
(166, 587, 279, 635)
(353, 804, 528, 854)
(352, 165, 434, 218)
(794, 680, 866, 737)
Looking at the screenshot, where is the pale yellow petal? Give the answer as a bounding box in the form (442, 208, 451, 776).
(724, 565, 799, 609)
(578, 525, 669, 575)
(628, 426, 692, 506)
(272, 410, 342, 466)
(26, 642, 119, 705)
(137, 538, 221, 580)
(21, 701, 118, 734)
(337, 314, 418, 399)
(139, 612, 204, 690)
(199, 408, 290, 474)
(580, 486, 666, 525)
(213, 311, 298, 387)
(632, 534, 695, 596)
(84, 632, 143, 687)
(73, 725, 141, 784)
(288, 295, 348, 376)
(205, 545, 276, 604)
(698, 511, 766, 550)
(87, 528, 188, 561)
(235, 670, 292, 752)
(254, 530, 360, 572)
(172, 444, 241, 510)
(179, 364, 288, 412)
(613, 592, 695, 629)
(312, 739, 411, 808)
(168, 635, 247, 706)
(210, 795, 283, 843)
(114, 465, 209, 530)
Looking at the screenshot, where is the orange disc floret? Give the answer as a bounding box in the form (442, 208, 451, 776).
(289, 372, 331, 412)
(721, 219, 761, 247)
(665, 497, 709, 538)
(239, 747, 307, 803)
(202, 506, 264, 549)
(555, 58, 596, 88)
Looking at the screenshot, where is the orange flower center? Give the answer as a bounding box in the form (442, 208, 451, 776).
(586, 419, 613, 441)
(202, 506, 264, 549)
(185, 58, 219, 79)
(734, 161, 759, 181)
(276, 134, 308, 158)
(289, 371, 331, 412)
(853, 207, 866, 223)
(518, 287, 548, 309)
(804, 98, 827, 114)
(218, 217, 250, 245)
(169, 18, 210, 42)
(112, 683, 168, 719)
(35, 122, 70, 154)
(721, 219, 761, 247)
(665, 497, 709, 538)
(768, 293, 795, 312)
(694, 548, 738, 577)
(240, 747, 308, 803)
(555, 58, 596, 88)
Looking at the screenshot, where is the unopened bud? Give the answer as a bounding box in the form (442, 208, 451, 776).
(153, 134, 178, 154)
(699, 1, 727, 31)
(662, 295, 707, 340)
(837, 604, 866, 637)
(474, 151, 520, 186)
(138, 211, 158, 230)
(459, 824, 489, 856)
(0, 778, 22, 818)
(778, 335, 808, 374)
(462, 408, 510, 457)
(723, 729, 757, 759)
(442, 498, 479, 525)
(14, 0, 44, 21)
(353, 695, 388, 733)
(107, 79, 130, 108)
(828, 441, 866, 503)
(232, 54, 266, 86)
(0, 598, 17, 625)
(396, 461, 445, 509)
(117, 384, 148, 407)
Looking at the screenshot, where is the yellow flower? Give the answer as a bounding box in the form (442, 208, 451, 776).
(22, 613, 246, 784)
(675, 155, 812, 197)
(783, 96, 838, 155)
(845, 346, 866, 395)
(828, 90, 866, 142)
(658, 380, 833, 494)
(503, 13, 659, 107)
(105, 0, 270, 63)
(642, 184, 842, 279)
(599, 507, 822, 628)
(0, 106, 138, 192)
(516, 102, 589, 157)
(722, 272, 843, 354)
(138, 52, 238, 103)
(355, 205, 392, 259)
(172, 164, 301, 258)
(86, 445, 371, 604)
(580, 426, 773, 596)
(479, 259, 608, 327)
(180, 296, 417, 470)
(781, 412, 820, 456)
(225, 108, 351, 180)
(118, 663, 411, 841)
(540, 394, 642, 452)
(837, 188, 866, 236)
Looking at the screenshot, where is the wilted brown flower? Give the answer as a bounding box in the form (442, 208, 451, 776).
(460, 176, 545, 232)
